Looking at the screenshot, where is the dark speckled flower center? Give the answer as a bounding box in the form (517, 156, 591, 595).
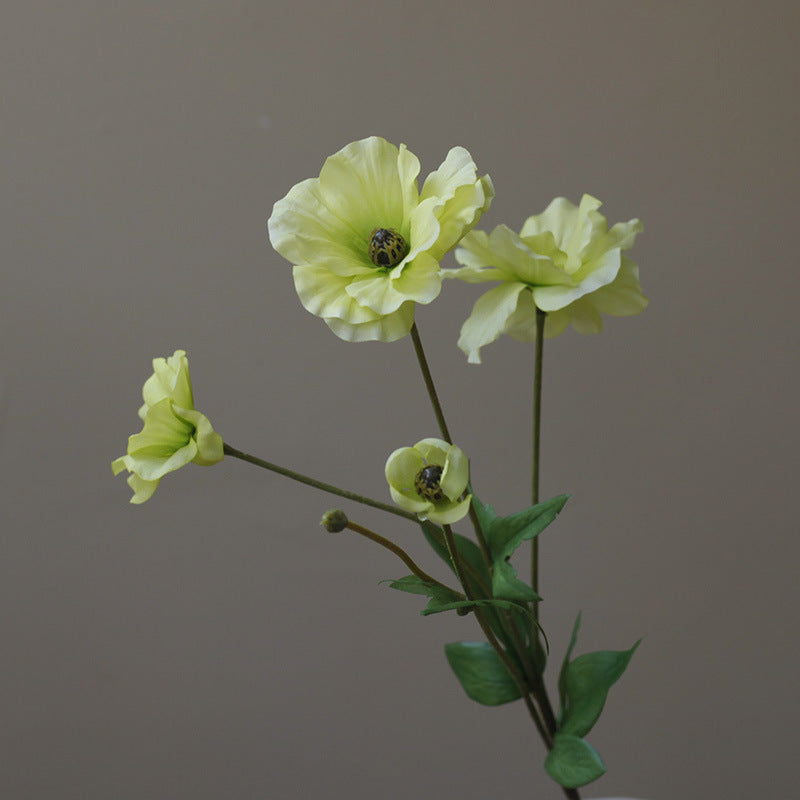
(368, 227, 409, 268)
(414, 464, 444, 502)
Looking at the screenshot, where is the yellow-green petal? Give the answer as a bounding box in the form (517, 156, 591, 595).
(413, 438, 450, 466)
(440, 445, 469, 501)
(385, 446, 425, 488)
(427, 495, 472, 525)
(317, 137, 413, 240)
(457, 282, 528, 364)
(324, 302, 415, 343)
(126, 473, 160, 504)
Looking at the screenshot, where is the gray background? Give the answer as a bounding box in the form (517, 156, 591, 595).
(1, 2, 798, 798)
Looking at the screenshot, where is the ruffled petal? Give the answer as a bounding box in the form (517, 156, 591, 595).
(317, 137, 414, 239)
(126, 473, 160, 504)
(532, 247, 620, 312)
(141, 350, 193, 412)
(588, 256, 648, 316)
(521, 195, 601, 272)
(294, 265, 385, 323)
(390, 252, 442, 306)
(268, 177, 371, 274)
(173, 406, 224, 466)
(323, 302, 415, 343)
(457, 282, 528, 364)
(421, 147, 493, 257)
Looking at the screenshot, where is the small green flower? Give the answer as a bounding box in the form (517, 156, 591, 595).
(445, 194, 647, 362)
(385, 438, 471, 525)
(111, 350, 223, 503)
(268, 136, 493, 343)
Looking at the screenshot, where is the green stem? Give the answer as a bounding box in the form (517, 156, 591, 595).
(442, 525, 552, 748)
(344, 521, 461, 598)
(410, 323, 493, 566)
(223, 442, 416, 522)
(530, 308, 546, 609)
(410, 322, 452, 444)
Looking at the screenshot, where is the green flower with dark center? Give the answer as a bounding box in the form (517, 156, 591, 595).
(385, 438, 471, 525)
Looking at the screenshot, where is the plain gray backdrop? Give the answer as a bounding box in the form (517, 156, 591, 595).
(2, 2, 798, 798)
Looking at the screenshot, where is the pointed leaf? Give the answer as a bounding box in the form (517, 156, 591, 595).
(544, 733, 606, 788)
(491, 559, 541, 602)
(489, 494, 569, 561)
(444, 641, 522, 706)
(386, 575, 463, 611)
(560, 640, 641, 737)
(422, 596, 536, 621)
(471, 493, 567, 602)
(558, 612, 582, 720)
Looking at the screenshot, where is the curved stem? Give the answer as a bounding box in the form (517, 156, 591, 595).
(223, 442, 416, 522)
(344, 521, 461, 597)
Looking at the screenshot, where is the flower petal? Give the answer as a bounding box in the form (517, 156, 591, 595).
(390, 486, 433, 515)
(294, 265, 385, 323)
(413, 438, 451, 466)
(532, 247, 621, 312)
(126, 473, 160, 504)
(269, 177, 371, 275)
(440, 446, 469, 500)
(385, 446, 425, 488)
(427, 495, 472, 525)
(457, 282, 528, 364)
(141, 350, 193, 413)
(318, 136, 416, 239)
(173, 406, 224, 466)
(588, 256, 648, 316)
(323, 302, 415, 342)
(421, 147, 493, 257)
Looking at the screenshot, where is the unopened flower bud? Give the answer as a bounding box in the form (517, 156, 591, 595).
(321, 509, 349, 533)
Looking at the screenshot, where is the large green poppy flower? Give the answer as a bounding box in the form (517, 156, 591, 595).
(112, 350, 223, 503)
(385, 438, 471, 525)
(445, 195, 647, 362)
(268, 136, 493, 342)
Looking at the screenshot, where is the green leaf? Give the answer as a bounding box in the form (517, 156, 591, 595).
(444, 641, 522, 706)
(419, 520, 491, 593)
(560, 639, 641, 738)
(386, 575, 463, 615)
(472, 493, 567, 602)
(473, 493, 569, 561)
(422, 596, 536, 620)
(558, 612, 582, 721)
(544, 733, 606, 788)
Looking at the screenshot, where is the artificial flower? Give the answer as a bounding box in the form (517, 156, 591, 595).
(112, 350, 223, 503)
(385, 438, 471, 525)
(446, 194, 647, 362)
(268, 136, 493, 342)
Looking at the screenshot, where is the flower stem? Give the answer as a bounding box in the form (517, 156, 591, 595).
(530, 308, 546, 610)
(222, 442, 416, 522)
(343, 520, 461, 597)
(409, 323, 493, 566)
(410, 322, 452, 444)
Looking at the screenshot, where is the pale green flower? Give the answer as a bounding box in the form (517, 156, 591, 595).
(112, 350, 223, 503)
(385, 438, 471, 525)
(446, 194, 647, 363)
(268, 136, 493, 343)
